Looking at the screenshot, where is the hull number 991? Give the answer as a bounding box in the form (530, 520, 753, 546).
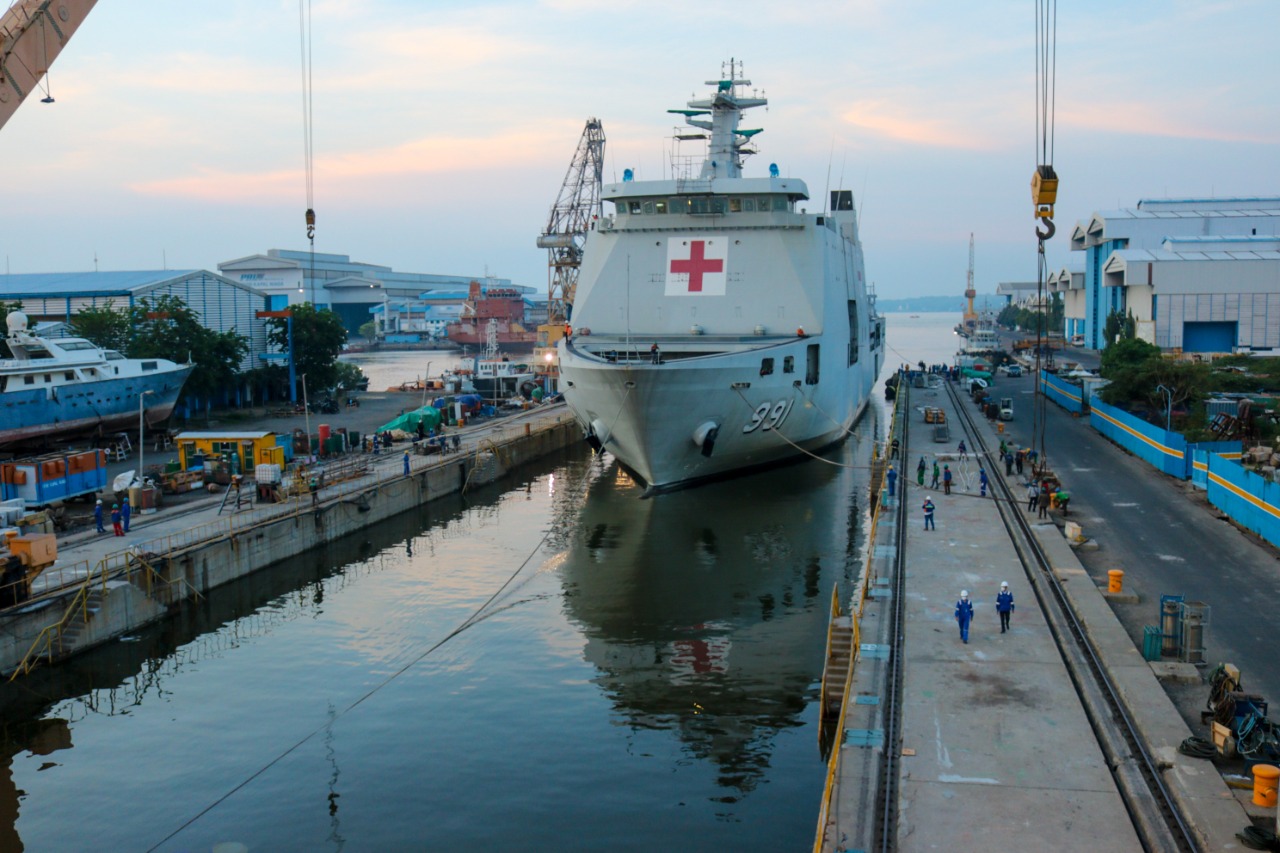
(743, 399, 795, 434)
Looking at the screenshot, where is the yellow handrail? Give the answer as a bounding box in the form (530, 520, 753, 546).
(813, 373, 905, 852)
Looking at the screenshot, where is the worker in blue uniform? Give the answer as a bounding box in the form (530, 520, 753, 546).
(955, 590, 974, 643)
(979, 467, 989, 497)
(886, 465, 897, 497)
(996, 582, 1015, 633)
(121, 497, 131, 533)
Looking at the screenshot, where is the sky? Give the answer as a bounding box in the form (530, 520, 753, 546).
(0, 0, 1276, 301)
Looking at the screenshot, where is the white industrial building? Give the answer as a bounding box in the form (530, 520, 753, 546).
(217, 249, 512, 336)
(1048, 265, 1085, 341)
(0, 269, 269, 369)
(1068, 197, 1280, 351)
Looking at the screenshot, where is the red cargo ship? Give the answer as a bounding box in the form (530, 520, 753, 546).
(445, 281, 537, 349)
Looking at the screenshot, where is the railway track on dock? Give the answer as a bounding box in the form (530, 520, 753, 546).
(941, 380, 1198, 853)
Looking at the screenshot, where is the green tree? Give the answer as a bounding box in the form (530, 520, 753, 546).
(70, 301, 131, 351)
(358, 319, 378, 340)
(128, 295, 248, 402)
(1099, 357, 1209, 425)
(1102, 309, 1137, 346)
(1099, 337, 1160, 378)
(332, 361, 365, 393)
(265, 302, 348, 394)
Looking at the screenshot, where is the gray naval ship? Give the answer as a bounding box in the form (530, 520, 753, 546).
(559, 62, 885, 492)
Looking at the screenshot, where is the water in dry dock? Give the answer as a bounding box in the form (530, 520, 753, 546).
(1, 406, 886, 850)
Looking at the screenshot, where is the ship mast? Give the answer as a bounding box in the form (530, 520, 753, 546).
(673, 58, 767, 180)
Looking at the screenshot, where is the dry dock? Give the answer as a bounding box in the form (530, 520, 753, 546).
(818, 375, 1253, 851)
(1, 404, 577, 676)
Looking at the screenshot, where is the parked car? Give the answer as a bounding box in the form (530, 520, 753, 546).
(1070, 334, 1085, 346)
(1000, 363, 1024, 377)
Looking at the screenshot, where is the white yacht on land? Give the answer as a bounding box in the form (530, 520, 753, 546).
(558, 63, 885, 492)
(0, 311, 193, 446)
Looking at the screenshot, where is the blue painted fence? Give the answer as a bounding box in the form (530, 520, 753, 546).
(1089, 399, 1187, 477)
(1039, 371, 1083, 414)
(1205, 454, 1280, 549)
(1188, 442, 1244, 487)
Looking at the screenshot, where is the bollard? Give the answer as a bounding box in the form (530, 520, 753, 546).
(1108, 569, 1124, 593)
(1252, 764, 1279, 807)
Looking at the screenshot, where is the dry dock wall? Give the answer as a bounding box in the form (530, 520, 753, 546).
(0, 419, 578, 674)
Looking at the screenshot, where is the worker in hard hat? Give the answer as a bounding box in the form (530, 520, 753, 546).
(955, 590, 974, 644)
(996, 582, 1015, 633)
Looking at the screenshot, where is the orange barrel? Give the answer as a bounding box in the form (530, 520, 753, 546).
(997, 423, 1005, 434)
(318, 424, 332, 443)
(1108, 570, 1124, 593)
(1253, 764, 1279, 807)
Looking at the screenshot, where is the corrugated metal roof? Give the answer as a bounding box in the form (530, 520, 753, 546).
(0, 270, 201, 296)
(1112, 248, 1280, 263)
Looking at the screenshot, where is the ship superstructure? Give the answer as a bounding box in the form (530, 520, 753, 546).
(558, 63, 884, 491)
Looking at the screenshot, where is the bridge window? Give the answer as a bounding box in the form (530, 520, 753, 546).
(669, 197, 691, 214)
(711, 197, 727, 214)
(742, 199, 756, 212)
(643, 201, 655, 215)
(729, 198, 742, 213)
(629, 201, 642, 214)
(654, 200, 667, 214)
(783, 355, 795, 374)
(760, 357, 774, 376)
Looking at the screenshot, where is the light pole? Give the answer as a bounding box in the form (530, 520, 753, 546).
(137, 389, 155, 487)
(301, 373, 313, 460)
(1156, 384, 1173, 432)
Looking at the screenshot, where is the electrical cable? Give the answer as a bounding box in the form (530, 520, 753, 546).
(1236, 825, 1280, 851)
(1177, 736, 1216, 760)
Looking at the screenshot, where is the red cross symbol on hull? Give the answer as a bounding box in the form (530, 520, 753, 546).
(666, 238, 727, 295)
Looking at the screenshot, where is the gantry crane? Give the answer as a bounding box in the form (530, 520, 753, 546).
(0, 0, 98, 133)
(533, 118, 605, 387)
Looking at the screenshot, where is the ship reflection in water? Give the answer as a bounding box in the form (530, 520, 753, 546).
(562, 452, 863, 799)
(0, 413, 876, 850)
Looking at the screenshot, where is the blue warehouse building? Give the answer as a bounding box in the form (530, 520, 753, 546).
(1069, 198, 1280, 352)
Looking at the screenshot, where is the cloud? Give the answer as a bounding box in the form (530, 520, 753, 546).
(127, 124, 577, 202)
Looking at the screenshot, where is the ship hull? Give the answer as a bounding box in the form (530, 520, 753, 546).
(560, 339, 880, 491)
(0, 366, 193, 446)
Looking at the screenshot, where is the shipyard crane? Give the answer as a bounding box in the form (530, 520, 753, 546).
(1029, 0, 1060, 474)
(0, 0, 98, 132)
(533, 118, 605, 386)
(961, 233, 977, 332)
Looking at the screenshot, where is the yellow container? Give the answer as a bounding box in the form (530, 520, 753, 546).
(1253, 764, 1279, 807)
(1107, 570, 1124, 593)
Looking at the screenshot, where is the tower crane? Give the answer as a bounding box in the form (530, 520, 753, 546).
(533, 118, 605, 388)
(0, 0, 98, 132)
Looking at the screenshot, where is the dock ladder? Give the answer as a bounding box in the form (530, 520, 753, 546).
(820, 585, 856, 719)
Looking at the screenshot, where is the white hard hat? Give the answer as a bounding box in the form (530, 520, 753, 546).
(1001, 581, 1009, 588)
(960, 590, 969, 598)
